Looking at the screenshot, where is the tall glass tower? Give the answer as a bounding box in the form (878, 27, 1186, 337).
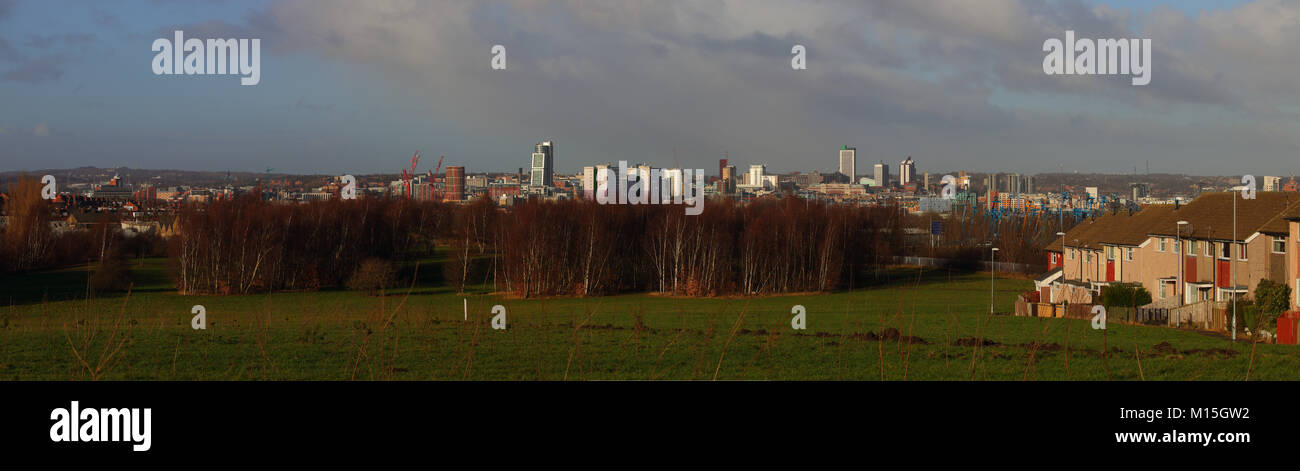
(530, 140, 554, 187)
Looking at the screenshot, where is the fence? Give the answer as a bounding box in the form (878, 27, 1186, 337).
(1135, 307, 1169, 325)
(1168, 301, 1228, 330)
(1136, 300, 1228, 331)
(891, 256, 1044, 274)
(1024, 298, 1231, 332)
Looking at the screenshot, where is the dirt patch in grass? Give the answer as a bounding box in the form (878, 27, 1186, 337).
(952, 337, 1000, 347)
(791, 328, 927, 344)
(1019, 341, 1063, 351)
(1145, 341, 1238, 358)
(1181, 347, 1238, 357)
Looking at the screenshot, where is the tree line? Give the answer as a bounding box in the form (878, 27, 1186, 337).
(3, 173, 1074, 297)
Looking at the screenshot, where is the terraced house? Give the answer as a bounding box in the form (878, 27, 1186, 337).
(1040, 192, 1300, 312)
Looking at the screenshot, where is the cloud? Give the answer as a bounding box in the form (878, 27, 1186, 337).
(32, 123, 51, 137)
(294, 97, 334, 112)
(0, 0, 15, 21)
(0, 37, 22, 62)
(23, 33, 95, 50)
(1, 55, 64, 83)
(38, 0, 1300, 174)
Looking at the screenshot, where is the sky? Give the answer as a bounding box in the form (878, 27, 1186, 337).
(1, 0, 1297, 176)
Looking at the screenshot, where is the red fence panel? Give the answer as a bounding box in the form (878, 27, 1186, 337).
(1278, 312, 1300, 345)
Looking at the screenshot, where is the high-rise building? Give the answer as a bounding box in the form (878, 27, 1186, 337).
(1024, 175, 1034, 194)
(582, 163, 613, 200)
(1263, 176, 1282, 192)
(530, 140, 554, 187)
(719, 165, 737, 194)
(1130, 182, 1149, 202)
(444, 166, 465, 201)
(838, 146, 856, 179)
(873, 161, 890, 188)
(899, 157, 915, 186)
(1006, 173, 1021, 195)
(749, 165, 767, 186)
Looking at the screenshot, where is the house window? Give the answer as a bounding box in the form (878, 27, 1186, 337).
(1205, 242, 1213, 257)
(1069, 249, 1075, 261)
(1159, 283, 1166, 299)
(1188, 240, 1198, 256)
(1219, 241, 1231, 259)
(1272, 236, 1286, 254)
(1106, 246, 1116, 260)
(1238, 242, 1247, 261)
(1158, 238, 1167, 252)
(1126, 247, 1134, 261)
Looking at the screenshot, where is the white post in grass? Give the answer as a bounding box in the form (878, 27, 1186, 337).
(991, 247, 1000, 314)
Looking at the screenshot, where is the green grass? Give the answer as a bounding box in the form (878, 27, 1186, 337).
(2, 256, 1298, 380)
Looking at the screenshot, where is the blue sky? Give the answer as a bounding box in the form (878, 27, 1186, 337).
(2, 0, 1297, 176)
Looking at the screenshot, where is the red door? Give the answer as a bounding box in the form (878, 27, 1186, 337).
(1185, 257, 1198, 283)
(1106, 260, 1115, 282)
(1216, 260, 1231, 288)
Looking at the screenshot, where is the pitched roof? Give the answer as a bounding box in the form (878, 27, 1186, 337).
(1046, 191, 1300, 251)
(1146, 192, 1298, 241)
(1048, 211, 1129, 252)
(1047, 204, 1173, 252)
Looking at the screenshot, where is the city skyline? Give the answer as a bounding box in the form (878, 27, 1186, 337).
(3, 0, 1299, 176)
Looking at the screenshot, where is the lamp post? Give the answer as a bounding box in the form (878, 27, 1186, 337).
(1176, 220, 1189, 306)
(990, 247, 1000, 314)
(1230, 188, 1245, 341)
(1057, 231, 1067, 270)
(1057, 231, 1066, 318)
(1074, 238, 1082, 286)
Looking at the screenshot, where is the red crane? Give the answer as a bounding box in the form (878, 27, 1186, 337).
(401, 151, 421, 199)
(431, 155, 444, 201)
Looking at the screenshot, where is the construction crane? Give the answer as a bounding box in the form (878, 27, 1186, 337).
(401, 151, 420, 199)
(432, 155, 444, 201)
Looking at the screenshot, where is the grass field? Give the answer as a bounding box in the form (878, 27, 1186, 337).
(2, 255, 1298, 380)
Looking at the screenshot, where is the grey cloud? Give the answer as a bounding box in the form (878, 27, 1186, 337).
(0, 37, 22, 62)
(1, 55, 64, 83)
(24, 33, 96, 49)
(110, 1, 1300, 174)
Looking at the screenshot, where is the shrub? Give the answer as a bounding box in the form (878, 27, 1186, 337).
(1250, 279, 1292, 332)
(346, 258, 396, 295)
(90, 255, 131, 294)
(1097, 282, 1152, 309)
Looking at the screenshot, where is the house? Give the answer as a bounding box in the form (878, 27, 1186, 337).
(1043, 192, 1300, 310)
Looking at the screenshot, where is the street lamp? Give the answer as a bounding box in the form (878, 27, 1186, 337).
(1056, 232, 1067, 269)
(1057, 231, 1066, 318)
(1176, 220, 1189, 306)
(990, 247, 1000, 314)
(1230, 188, 1247, 341)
